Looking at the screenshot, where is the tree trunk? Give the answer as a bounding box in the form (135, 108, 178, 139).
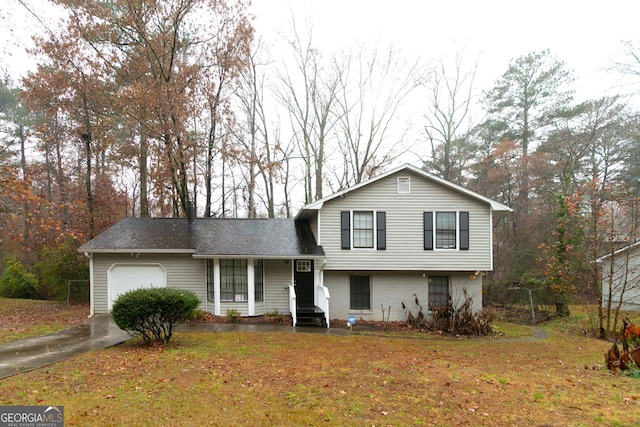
(139, 132, 149, 217)
(82, 132, 95, 238)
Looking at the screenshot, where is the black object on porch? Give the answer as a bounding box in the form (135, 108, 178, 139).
(296, 306, 327, 327)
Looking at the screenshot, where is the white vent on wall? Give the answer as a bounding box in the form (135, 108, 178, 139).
(397, 176, 411, 194)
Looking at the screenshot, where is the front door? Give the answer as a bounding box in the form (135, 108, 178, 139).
(294, 259, 314, 307)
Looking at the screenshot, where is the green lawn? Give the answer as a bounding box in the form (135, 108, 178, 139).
(1, 300, 639, 426)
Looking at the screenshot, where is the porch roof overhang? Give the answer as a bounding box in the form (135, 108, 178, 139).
(191, 253, 326, 259)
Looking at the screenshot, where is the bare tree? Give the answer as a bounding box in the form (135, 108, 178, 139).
(423, 51, 478, 185)
(610, 40, 640, 94)
(275, 20, 340, 203)
(332, 45, 419, 188)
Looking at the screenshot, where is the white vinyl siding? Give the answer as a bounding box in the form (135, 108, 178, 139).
(319, 170, 493, 271)
(263, 259, 292, 315)
(92, 253, 206, 314)
(92, 254, 292, 317)
(600, 247, 640, 311)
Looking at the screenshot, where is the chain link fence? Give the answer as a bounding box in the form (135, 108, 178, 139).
(66, 279, 89, 304)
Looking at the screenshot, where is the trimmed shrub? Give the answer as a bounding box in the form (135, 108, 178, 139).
(0, 256, 39, 299)
(111, 287, 200, 345)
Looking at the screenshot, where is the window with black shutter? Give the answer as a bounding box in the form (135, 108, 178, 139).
(376, 211, 386, 250)
(341, 211, 351, 249)
(424, 212, 434, 250)
(424, 211, 470, 250)
(460, 211, 469, 250)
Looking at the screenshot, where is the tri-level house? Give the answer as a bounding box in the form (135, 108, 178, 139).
(79, 164, 512, 327)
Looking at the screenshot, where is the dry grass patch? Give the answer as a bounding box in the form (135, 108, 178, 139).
(0, 329, 639, 426)
(0, 298, 89, 343)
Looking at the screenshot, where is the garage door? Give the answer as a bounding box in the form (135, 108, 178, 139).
(108, 264, 166, 311)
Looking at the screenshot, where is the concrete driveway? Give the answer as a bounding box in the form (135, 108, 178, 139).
(0, 314, 130, 379)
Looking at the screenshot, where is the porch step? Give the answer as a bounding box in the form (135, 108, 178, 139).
(296, 306, 327, 328)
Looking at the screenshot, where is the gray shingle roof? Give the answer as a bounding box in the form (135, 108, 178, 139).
(78, 217, 324, 257)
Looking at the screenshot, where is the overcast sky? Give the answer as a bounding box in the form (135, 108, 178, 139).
(3, 0, 639, 101)
(250, 0, 640, 102)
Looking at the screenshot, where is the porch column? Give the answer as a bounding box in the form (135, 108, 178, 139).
(214, 259, 221, 316)
(86, 253, 94, 316)
(247, 259, 255, 316)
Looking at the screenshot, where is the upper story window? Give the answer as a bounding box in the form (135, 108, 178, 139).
(436, 212, 456, 249)
(353, 211, 374, 248)
(341, 211, 386, 250)
(397, 176, 411, 194)
(424, 211, 469, 251)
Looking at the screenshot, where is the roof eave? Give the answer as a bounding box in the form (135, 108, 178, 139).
(595, 241, 640, 262)
(191, 254, 326, 259)
(78, 248, 196, 254)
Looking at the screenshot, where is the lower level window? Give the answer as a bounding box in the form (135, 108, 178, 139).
(428, 276, 449, 308)
(350, 275, 371, 310)
(221, 259, 247, 302)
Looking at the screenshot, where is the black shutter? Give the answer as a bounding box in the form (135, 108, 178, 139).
(460, 211, 469, 250)
(376, 211, 386, 250)
(341, 211, 351, 249)
(423, 212, 433, 250)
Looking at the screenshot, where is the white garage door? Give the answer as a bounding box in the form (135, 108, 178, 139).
(108, 264, 166, 311)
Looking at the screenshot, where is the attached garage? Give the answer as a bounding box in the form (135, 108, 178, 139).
(107, 264, 166, 310)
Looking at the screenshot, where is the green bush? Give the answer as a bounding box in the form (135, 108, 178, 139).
(0, 256, 39, 299)
(226, 308, 241, 323)
(111, 287, 200, 345)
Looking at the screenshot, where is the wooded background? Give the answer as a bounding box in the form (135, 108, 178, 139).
(1, 0, 639, 333)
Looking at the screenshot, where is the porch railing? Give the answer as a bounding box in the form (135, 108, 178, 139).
(316, 284, 330, 328)
(288, 284, 297, 326)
